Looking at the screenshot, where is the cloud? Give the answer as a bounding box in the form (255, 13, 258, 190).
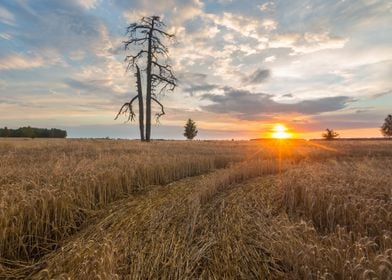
(0, 54, 45, 70)
(258, 2, 275, 12)
(372, 89, 392, 99)
(355, 109, 371, 114)
(0, 48, 66, 71)
(64, 78, 112, 93)
(183, 84, 219, 94)
(264, 55, 276, 63)
(73, 0, 99, 10)
(0, 90, 117, 120)
(122, 0, 203, 27)
(201, 87, 353, 120)
(0, 80, 7, 89)
(69, 50, 86, 61)
(0, 5, 15, 25)
(242, 68, 270, 85)
(0, 32, 11, 40)
(269, 32, 347, 54)
(64, 61, 128, 96)
(206, 12, 277, 39)
(178, 72, 219, 95)
(5, 1, 110, 58)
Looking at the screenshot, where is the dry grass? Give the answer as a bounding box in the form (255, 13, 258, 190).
(0, 139, 391, 279)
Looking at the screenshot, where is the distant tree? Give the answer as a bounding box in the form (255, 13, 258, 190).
(184, 119, 198, 140)
(381, 114, 392, 138)
(322, 128, 339, 140)
(116, 16, 177, 142)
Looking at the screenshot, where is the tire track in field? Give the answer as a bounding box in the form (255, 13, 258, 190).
(25, 172, 216, 279)
(0, 151, 240, 264)
(24, 158, 288, 280)
(189, 157, 392, 280)
(187, 176, 289, 279)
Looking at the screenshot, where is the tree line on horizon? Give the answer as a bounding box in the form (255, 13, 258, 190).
(0, 126, 67, 138)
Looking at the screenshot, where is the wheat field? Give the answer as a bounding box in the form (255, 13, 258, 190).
(0, 139, 391, 279)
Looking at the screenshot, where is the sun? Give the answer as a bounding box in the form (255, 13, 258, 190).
(271, 124, 292, 139)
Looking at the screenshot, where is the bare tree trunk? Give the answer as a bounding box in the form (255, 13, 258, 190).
(120, 16, 176, 141)
(145, 18, 155, 142)
(136, 65, 145, 141)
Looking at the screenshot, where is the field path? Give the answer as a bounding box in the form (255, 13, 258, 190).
(26, 159, 284, 279)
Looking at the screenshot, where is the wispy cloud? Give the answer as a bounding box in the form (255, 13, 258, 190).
(73, 0, 99, 10)
(0, 5, 15, 26)
(0, 54, 45, 70)
(0, 32, 11, 40)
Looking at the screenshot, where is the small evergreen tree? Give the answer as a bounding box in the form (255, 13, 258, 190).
(183, 119, 198, 140)
(381, 114, 392, 138)
(322, 128, 339, 140)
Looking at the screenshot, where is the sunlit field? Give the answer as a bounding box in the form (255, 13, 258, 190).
(0, 139, 391, 279)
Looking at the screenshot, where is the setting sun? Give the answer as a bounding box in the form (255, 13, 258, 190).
(271, 124, 292, 139)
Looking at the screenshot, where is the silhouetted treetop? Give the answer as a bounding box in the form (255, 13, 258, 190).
(381, 114, 392, 138)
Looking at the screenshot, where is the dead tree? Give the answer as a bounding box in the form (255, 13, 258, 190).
(136, 65, 144, 140)
(115, 65, 145, 140)
(117, 16, 177, 142)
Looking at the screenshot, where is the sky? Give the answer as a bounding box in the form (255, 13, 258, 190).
(0, 0, 391, 139)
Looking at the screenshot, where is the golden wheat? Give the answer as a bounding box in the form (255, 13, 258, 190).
(0, 139, 391, 279)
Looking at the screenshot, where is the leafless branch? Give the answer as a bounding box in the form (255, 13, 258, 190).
(125, 50, 148, 71)
(153, 28, 174, 38)
(151, 97, 165, 123)
(123, 37, 149, 50)
(152, 61, 174, 76)
(151, 74, 177, 87)
(114, 95, 138, 122)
